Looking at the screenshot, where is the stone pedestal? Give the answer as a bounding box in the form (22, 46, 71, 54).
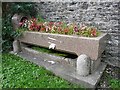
(77, 54, 91, 76)
(90, 58, 101, 74)
(77, 54, 102, 76)
(13, 40, 21, 53)
(11, 13, 29, 30)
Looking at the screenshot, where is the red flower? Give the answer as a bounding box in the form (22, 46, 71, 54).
(91, 28, 97, 37)
(58, 27, 62, 31)
(36, 25, 40, 29)
(57, 27, 62, 33)
(19, 22, 23, 27)
(49, 22, 54, 27)
(64, 28, 69, 34)
(33, 18, 36, 21)
(74, 26, 79, 32)
(58, 22, 62, 25)
(31, 23, 35, 27)
(29, 25, 33, 31)
(40, 27, 46, 31)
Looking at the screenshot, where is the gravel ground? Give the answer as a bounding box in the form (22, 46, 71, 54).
(96, 64, 120, 89)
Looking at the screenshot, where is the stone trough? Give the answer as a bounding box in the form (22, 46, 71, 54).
(12, 31, 109, 88)
(18, 31, 108, 74)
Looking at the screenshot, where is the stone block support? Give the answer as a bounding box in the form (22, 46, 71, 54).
(77, 54, 91, 76)
(13, 40, 21, 53)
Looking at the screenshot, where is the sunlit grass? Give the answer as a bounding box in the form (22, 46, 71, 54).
(2, 53, 82, 88)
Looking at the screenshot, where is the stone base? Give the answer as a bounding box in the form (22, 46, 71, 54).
(90, 58, 101, 74)
(21, 46, 77, 68)
(10, 47, 107, 88)
(13, 40, 21, 53)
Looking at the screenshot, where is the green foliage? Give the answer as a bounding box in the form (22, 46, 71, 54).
(2, 2, 37, 52)
(0, 53, 2, 89)
(37, 15, 46, 23)
(13, 28, 27, 39)
(109, 79, 120, 88)
(32, 46, 76, 58)
(68, 24, 74, 35)
(100, 69, 120, 89)
(2, 53, 83, 88)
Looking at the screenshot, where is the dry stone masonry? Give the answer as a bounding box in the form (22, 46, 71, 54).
(35, 0, 120, 67)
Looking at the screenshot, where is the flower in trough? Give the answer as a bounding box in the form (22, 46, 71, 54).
(90, 28, 97, 37)
(49, 22, 54, 28)
(64, 28, 69, 34)
(73, 25, 79, 35)
(18, 17, 100, 37)
(57, 27, 62, 34)
(19, 22, 23, 27)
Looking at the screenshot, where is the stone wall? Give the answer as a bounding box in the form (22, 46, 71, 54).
(35, 0, 119, 67)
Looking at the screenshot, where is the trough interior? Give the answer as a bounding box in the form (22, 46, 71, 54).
(22, 42, 78, 59)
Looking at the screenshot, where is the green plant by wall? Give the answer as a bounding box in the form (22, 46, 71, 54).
(2, 2, 37, 52)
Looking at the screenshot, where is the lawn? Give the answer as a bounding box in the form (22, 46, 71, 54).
(2, 53, 120, 88)
(2, 53, 83, 88)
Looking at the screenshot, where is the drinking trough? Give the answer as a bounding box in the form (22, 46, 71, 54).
(13, 31, 108, 76)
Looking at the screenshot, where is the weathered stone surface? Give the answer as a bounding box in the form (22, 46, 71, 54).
(77, 54, 90, 76)
(11, 14, 29, 30)
(90, 58, 101, 73)
(18, 31, 108, 60)
(20, 46, 103, 74)
(21, 46, 76, 67)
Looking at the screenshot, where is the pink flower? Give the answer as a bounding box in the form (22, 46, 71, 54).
(91, 28, 97, 37)
(19, 22, 23, 27)
(58, 22, 62, 25)
(74, 26, 79, 32)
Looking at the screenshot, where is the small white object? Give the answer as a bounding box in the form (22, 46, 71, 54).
(48, 37, 62, 43)
(44, 59, 47, 61)
(33, 57, 36, 60)
(48, 61, 55, 64)
(49, 43, 56, 49)
(48, 37, 56, 41)
(14, 53, 17, 55)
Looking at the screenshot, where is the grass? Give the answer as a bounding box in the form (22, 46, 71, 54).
(0, 54, 2, 89)
(109, 79, 120, 88)
(2, 53, 83, 88)
(32, 46, 68, 57)
(99, 67, 120, 89)
(106, 71, 120, 88)
(2, 53, 120, 88)
(108, 69, 120, 88)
